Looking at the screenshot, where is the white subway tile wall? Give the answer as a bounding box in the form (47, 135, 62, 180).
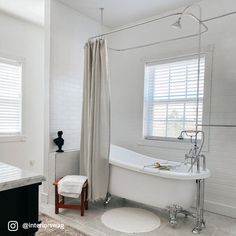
(109, 0, 236, 218)
(49, 0, 105, 151)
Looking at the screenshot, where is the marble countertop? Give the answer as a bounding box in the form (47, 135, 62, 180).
(0, 162, 45, 192)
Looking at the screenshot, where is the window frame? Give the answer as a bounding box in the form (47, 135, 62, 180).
(140, 47, 213, 151)
(0, 55, 26, 143)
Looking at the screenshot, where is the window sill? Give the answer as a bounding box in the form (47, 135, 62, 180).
(138, 138, 209, 152)
(0, 135, 26, 143)
(138, 138, 192, 150)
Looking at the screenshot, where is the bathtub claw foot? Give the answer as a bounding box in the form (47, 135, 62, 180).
(103, 192, 111, 207)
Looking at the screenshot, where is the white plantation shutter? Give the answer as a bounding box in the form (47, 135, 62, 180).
(0, 58, 22, 135)
(144, 56, 205, 139)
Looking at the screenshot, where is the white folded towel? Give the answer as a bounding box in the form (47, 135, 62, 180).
(58, 175, 88, 198)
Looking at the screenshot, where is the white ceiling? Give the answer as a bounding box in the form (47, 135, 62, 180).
(58, 0, 201, 27)
(0, 0, 201, 27)
(0, 0, 44, 25)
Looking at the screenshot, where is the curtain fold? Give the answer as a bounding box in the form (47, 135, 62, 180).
(80, 39, 111, 201)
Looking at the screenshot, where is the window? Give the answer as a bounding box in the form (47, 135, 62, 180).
(143, 56, 205, 140)
(0, 57, 22, 136)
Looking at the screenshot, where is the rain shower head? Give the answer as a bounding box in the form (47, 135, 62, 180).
(172, 17, 182, 29)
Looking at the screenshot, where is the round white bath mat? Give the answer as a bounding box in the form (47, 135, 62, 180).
(101, 207, 160, 233)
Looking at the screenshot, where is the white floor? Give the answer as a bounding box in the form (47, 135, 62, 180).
(40, 198, 236, 236)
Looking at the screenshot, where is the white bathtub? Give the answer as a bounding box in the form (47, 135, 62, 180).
(109, 145, 210, 210)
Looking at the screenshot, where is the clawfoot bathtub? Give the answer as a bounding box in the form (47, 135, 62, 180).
(108, 145, 210, 232)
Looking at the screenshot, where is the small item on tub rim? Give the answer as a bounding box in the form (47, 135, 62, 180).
(144, 162, 172, 171)
(144, 162, 161, 168)
(154, 162, 161, 168)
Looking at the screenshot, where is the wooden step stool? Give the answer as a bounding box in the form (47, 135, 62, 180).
(53, 178, 88, 216)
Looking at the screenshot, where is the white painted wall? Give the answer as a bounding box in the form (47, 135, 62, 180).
(0, 12, 44, 173)
(108, 0, 236, 217)
(43, 0, 108, 201)
(49, 0, 107, 151)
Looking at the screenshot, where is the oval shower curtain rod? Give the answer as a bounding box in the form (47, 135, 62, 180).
(88, 10, 236, 51)
(89, 12, 206, 40)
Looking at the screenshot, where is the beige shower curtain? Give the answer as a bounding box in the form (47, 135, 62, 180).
(80, 39, 111, 201)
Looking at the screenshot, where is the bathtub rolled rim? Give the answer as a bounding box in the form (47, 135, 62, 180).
(109, 160, 211, 180)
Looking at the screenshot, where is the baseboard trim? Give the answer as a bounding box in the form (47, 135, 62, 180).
(205, 200, 236, 218)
